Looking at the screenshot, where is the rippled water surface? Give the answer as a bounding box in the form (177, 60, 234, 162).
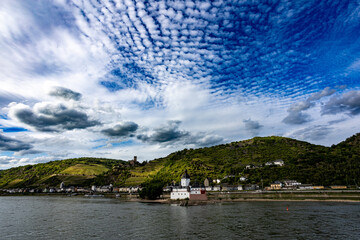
(0, 196, 359, 239)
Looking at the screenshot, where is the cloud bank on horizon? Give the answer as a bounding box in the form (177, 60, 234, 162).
(0, 0, 360, 168)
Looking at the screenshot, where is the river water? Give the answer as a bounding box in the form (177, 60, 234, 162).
(0, 196, 359, 239)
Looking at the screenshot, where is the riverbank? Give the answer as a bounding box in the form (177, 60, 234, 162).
(2, 190, 360, 203)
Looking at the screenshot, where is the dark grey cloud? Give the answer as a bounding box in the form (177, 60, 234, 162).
(322, 91, 360, 116)
(283, 112, 312, 125)
(0, 133, 33, 151)
(138, 120, 189, 143)
(307, 87, 336, 101)
(12, 103, 100, 132)
(15, 149, 42, 156)
(290, 125, 332, 141)
(49, 87, 82, 101)
(137, 120, 223, 147)
(243, 119, 263, 135)
(101, 122, 138, 137)
(283, 87, 336, 125)
(185, 134, 224, 147)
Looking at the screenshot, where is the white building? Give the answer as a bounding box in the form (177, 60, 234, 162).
(171, 170, 207, 200)
(274, 159, 284, 166)
(171, 170, 191, 200)
(283, 180, 301, 187)
(171, 188, 190, 200)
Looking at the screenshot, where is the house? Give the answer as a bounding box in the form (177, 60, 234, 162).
(162, 186, 172, 192)
(239, 176, 247, 182)
(237, 185, 244, 191)
(245, 164, 254, 169)
(221, 185, 238, 191)
(270, 182, 282, 190)
(312, 186, 325, 190)
(205, 186, 213, 191)
(298, 184, 313, 190)
(330, 186, 347, 190)
(283, 180, 301, 188)
(212, 186, 221, 191)
(273, 159, 284, 166)
(190, 185, 207, 201)
(128, 186, 141, 193)
(244, 184, 259, 191)
(265, 162, 273, 166)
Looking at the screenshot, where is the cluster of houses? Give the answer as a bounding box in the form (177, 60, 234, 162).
(167, 170, 264, 200)
(266, 180, 348, 190)
(0, 182, 142, 194)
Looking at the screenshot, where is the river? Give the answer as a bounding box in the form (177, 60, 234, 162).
(0, 196, 359, 239)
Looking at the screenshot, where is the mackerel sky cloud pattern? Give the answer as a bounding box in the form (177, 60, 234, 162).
(0, 0, 360, 168)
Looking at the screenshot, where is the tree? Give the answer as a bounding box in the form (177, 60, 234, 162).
(139, 180, 164, 200)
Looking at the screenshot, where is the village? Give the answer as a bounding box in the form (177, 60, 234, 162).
(0, 168, 349, 197)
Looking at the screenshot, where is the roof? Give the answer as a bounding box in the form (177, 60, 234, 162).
(181, 170, 190, 179)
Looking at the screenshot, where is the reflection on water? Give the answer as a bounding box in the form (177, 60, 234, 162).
(0, 196, 359, 239)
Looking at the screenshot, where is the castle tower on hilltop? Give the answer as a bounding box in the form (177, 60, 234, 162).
(129, 156, 138, 166)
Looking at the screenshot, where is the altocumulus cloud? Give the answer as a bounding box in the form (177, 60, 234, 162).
(49, 87, 82, 101)
(101, 121, 139, 137)
(9, 102, 100, 132)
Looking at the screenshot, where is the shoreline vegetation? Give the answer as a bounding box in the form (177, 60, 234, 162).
(2, 190, 360, 204)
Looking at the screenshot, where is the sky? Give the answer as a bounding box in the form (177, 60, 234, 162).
(1, 0, 360, 169)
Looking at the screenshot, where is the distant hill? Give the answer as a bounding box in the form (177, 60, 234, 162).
(0, 134, 359, 189)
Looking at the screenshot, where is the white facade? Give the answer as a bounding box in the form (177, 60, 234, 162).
(170, 188, 190, 200)
(274, 160, 284, 166)
(181, 178, 190, 187)
(190, 187, 202, 195)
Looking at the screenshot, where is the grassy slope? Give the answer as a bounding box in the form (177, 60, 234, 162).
(61, 164, 109, 175)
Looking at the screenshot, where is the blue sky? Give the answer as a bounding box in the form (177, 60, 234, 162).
(1, 0, 360, 169)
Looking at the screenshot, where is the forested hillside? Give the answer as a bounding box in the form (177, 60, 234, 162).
(0, 134, 359, 188)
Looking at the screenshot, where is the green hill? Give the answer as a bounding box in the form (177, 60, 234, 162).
(0, 134, 359, 189)
(0, 158, 126, 189)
